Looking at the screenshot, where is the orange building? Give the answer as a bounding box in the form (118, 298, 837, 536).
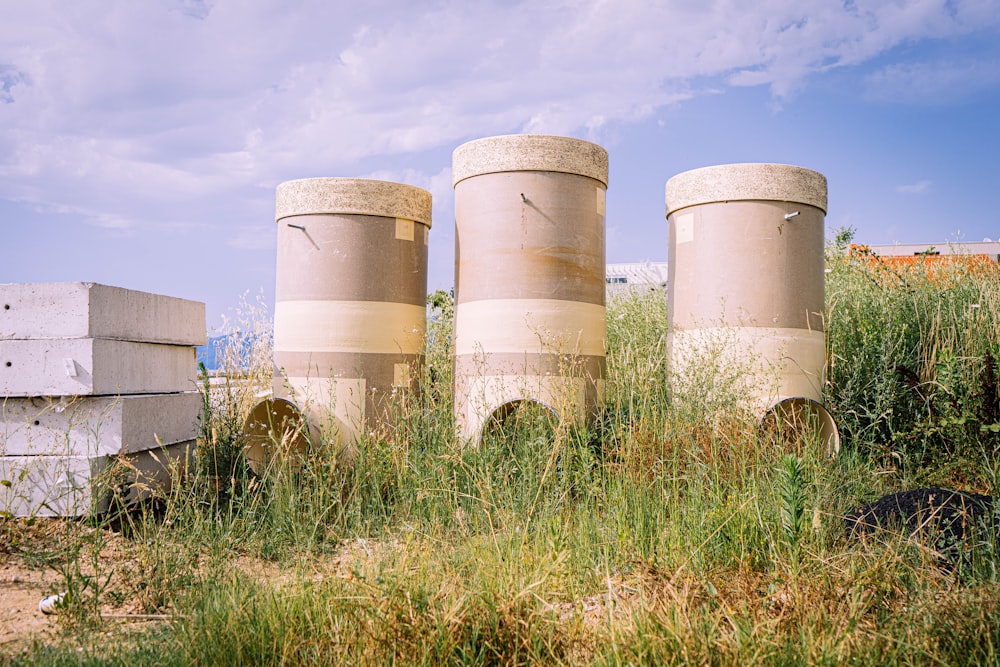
(847, 241, 1000, 285)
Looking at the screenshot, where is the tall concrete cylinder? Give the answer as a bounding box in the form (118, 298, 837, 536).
(452, 134, 607, 443)
(269, 177, 431, 451)
(664, 163, 838, 452)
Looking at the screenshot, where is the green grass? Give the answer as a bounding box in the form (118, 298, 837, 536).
(5, 244, 1000, 665)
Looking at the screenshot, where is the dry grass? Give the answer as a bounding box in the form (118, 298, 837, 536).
(4, 262, 1000, 665)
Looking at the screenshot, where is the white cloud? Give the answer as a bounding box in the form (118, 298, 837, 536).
(865, 57, 1000, 103)
(0, 0, 998, 238)
(897, 179, 932, 194)
(227, 224, 275, 250)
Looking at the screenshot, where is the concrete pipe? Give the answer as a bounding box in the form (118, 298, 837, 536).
(261, 177, 431, 459)
(664, 163, 839, 455)
(243, 398, 318, 474)
(452, 134, 608, 444)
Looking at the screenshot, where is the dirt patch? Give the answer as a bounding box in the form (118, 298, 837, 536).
(1, 520, 74, 653)
(0, 518, 398, 657)
(0, 562, 62, 649)
(0, 518, 173, 655)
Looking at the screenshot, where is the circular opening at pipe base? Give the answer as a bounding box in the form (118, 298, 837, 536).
(243, 398, 315, 474)
(480, 399, 559, 449)
(760, 398, 840, 458)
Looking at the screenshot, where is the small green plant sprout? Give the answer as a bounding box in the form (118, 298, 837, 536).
(777, 453, 808, 557)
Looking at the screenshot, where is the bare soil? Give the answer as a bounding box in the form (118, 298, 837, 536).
(1, 520, 76, 654)
(0, 519, 183, 656)
(0, 518, 402, 658)
(0, 560, 61, 649)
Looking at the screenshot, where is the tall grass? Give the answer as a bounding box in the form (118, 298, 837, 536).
(7, 251, 1000, 665)
(826, 232, 1000, 487)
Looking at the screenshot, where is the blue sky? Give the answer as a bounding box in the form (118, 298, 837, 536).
(2, 0, 999, 331)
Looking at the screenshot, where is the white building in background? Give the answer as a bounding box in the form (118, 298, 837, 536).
(605, 261, 669, 296)
(863, 240, 1000, 259)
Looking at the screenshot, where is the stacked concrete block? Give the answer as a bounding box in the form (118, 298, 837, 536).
(0, 282, 205, 516)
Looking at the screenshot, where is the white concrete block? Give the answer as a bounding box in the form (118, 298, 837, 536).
(0, 282, 206, 345)
(2, 392, 202, 456)
(0, 441, 193, 517)
(0, 338, 198, 396)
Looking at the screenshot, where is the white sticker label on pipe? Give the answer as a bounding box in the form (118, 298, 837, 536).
(396, 218, 414, 241)
(393, 363, 410, 387)
(675, 212, 694, 244)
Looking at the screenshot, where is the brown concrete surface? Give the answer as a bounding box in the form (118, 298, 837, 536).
(452, 134, 608, 442)
(271, 178, 430, 448)
(667, 200, 826, 332)
(664, 163, 837, 451)
(454, 172, 606, 305)
(274, 213, 428, 306)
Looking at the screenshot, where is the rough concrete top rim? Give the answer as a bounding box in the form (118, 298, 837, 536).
(276, 178, 432, 227)
(452, 134, 609, 187)
(0, 282, 207, 345)
(665, 163, 827, 218)
(0, 281, 202, 305)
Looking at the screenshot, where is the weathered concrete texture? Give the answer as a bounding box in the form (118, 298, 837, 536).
(452, 135, 609, 186)
(668, 327, 827, 412)
(0, 283, 206, 345)
(454, 173, 607, 303)
(273, 215, 429, 305)
(270, 178, 430, 453)
(453, 134, 608, 443)
(667, 201, 826, 332)
(276, 178, 432, 226)
(665, 162, 837, 454)
(273, 355, 424, 449)
(0, 338, 198, 397)
(2, 392, 201, 457)
(0, 282, 205, 516)
(665, 163, 827, 217)
(0, 441, 193, 517)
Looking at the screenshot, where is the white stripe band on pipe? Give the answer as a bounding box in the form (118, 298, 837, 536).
(281, 375, 366, 445)
(456, 374, 589, 442)
(668, 326, 826, 409)
(454, 299, 606, 357)
(275, 301, 426, 354)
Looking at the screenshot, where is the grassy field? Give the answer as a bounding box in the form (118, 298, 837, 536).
(4, 231, 1000, 665)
